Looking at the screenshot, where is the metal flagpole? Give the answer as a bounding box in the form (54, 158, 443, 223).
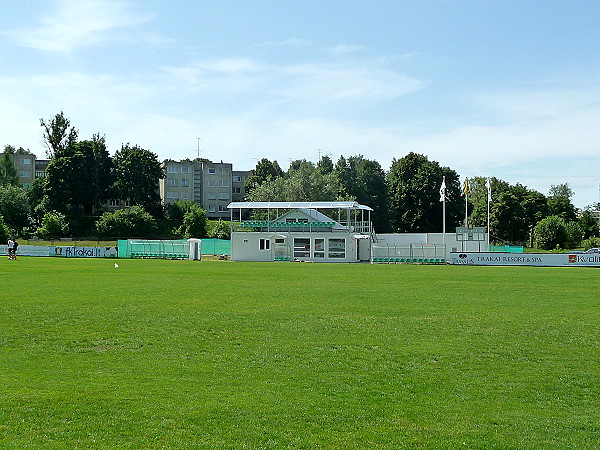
(464, 177, 469, 228)
(440, 176, 446, 245)
(486, 177, 491, 247)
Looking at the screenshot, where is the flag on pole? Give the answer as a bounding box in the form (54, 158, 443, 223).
(439, 176, 446, 202)
(486, 177, 492, 202)
(461, 178, 469, 197)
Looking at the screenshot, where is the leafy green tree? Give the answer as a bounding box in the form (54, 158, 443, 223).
(176, 204, 208, 238)
(209, 219, 230, 239)
(96, 205, 158, 238)
(113, 144, 164, 216)
(244, 158, 284, 197)
(468, 177, 510, 229)
(547, 183, 577, 221)
(564, 220, 583, 249)
(166, 200, 197, 230)
(535, 215, 568, 250)
(90, 134, 115, 209)
(521, 189, 549, 246)
(578, 207, 599, 239)
(36, 211, 70, 240)
(40, 111, 78, 158)
(317, 155, 334, 174)
(248, 160, 345, 202)
(0, 215, 9, 244)
(334, 155, 389, 232)
(386, 152, 461, 232)
(0, 145, 20, 186)
(45, 138, 113, 215)
(490, 190, 528, 243)
(0, 185, 30, 231)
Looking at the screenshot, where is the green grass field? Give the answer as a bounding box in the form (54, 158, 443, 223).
(1, 258, 598, 448)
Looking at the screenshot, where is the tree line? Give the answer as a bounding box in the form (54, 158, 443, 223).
(244, 153, 598, 250)
(0, 112, 219, 242)
(1, 111, 597, 249)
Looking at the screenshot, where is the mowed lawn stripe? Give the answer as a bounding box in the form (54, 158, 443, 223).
(0, 258, 598, 447)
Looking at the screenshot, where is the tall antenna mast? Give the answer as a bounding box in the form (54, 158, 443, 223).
(197, 138, 201, 159)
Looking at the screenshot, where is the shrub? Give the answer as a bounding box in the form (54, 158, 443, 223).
(535, 215, 567, 250)
(36, 211, 70, 240)
(177, 204, 208, 239)
(564, 221, 583, 249)
(95, 206, 158, 238)
(209, 219, 230, 239)
(582, 237, 600, 251)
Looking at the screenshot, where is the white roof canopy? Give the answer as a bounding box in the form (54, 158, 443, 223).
(227, 201, 373, 211)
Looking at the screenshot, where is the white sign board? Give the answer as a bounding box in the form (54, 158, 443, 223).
(450, 252, 600, 267)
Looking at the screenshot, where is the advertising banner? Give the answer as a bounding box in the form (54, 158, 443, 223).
(450, 252, 600, 267)
(54, 246, 118, 258)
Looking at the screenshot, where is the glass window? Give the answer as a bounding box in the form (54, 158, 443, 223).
(208, 180, 216, 187)
(208, 205, 216, 212)
(181, 179, 189, 187)
(219, 193, 230, 200)
(259, 238, 270, 250)
(218, 205, 227, 212)
(21, 159, 31, 165)
(233, 187, 241, 194)
(208, 168, 216, 174)
(208, 193, 217, 200)
(314, 238, 325, 258)
(232, 175, 241, 182)
(220, 180, 230, 187)
(221, 167, 229, 174)
(168, 178, 178, 186)
(167, 166, 180, 173)
(294, 238, 310, 258)
(328, 239, 346, 258)
(20, 170, 31, 178)
(181, 167, 190, 173)
(166, 192, 179, 199)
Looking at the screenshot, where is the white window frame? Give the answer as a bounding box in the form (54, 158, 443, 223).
(259, 238, 270, 251)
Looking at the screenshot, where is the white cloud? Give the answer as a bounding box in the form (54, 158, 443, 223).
(279, 63, 425, 102)
(11, 0, 154, 52)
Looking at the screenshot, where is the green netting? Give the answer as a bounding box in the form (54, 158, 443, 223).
(198, 239, 231, 256)
(489, 245, 524, 253)
(118, 240, 191, 259)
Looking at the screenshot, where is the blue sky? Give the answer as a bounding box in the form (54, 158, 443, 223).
(1, 0, 599, 207)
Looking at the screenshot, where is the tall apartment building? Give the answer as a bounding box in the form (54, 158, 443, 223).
(160, 159, 252, 219)
(0, 151, 38, 188)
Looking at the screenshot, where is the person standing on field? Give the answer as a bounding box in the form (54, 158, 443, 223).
(12, 240, 18, 260)
(7, 238, 14, 260)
